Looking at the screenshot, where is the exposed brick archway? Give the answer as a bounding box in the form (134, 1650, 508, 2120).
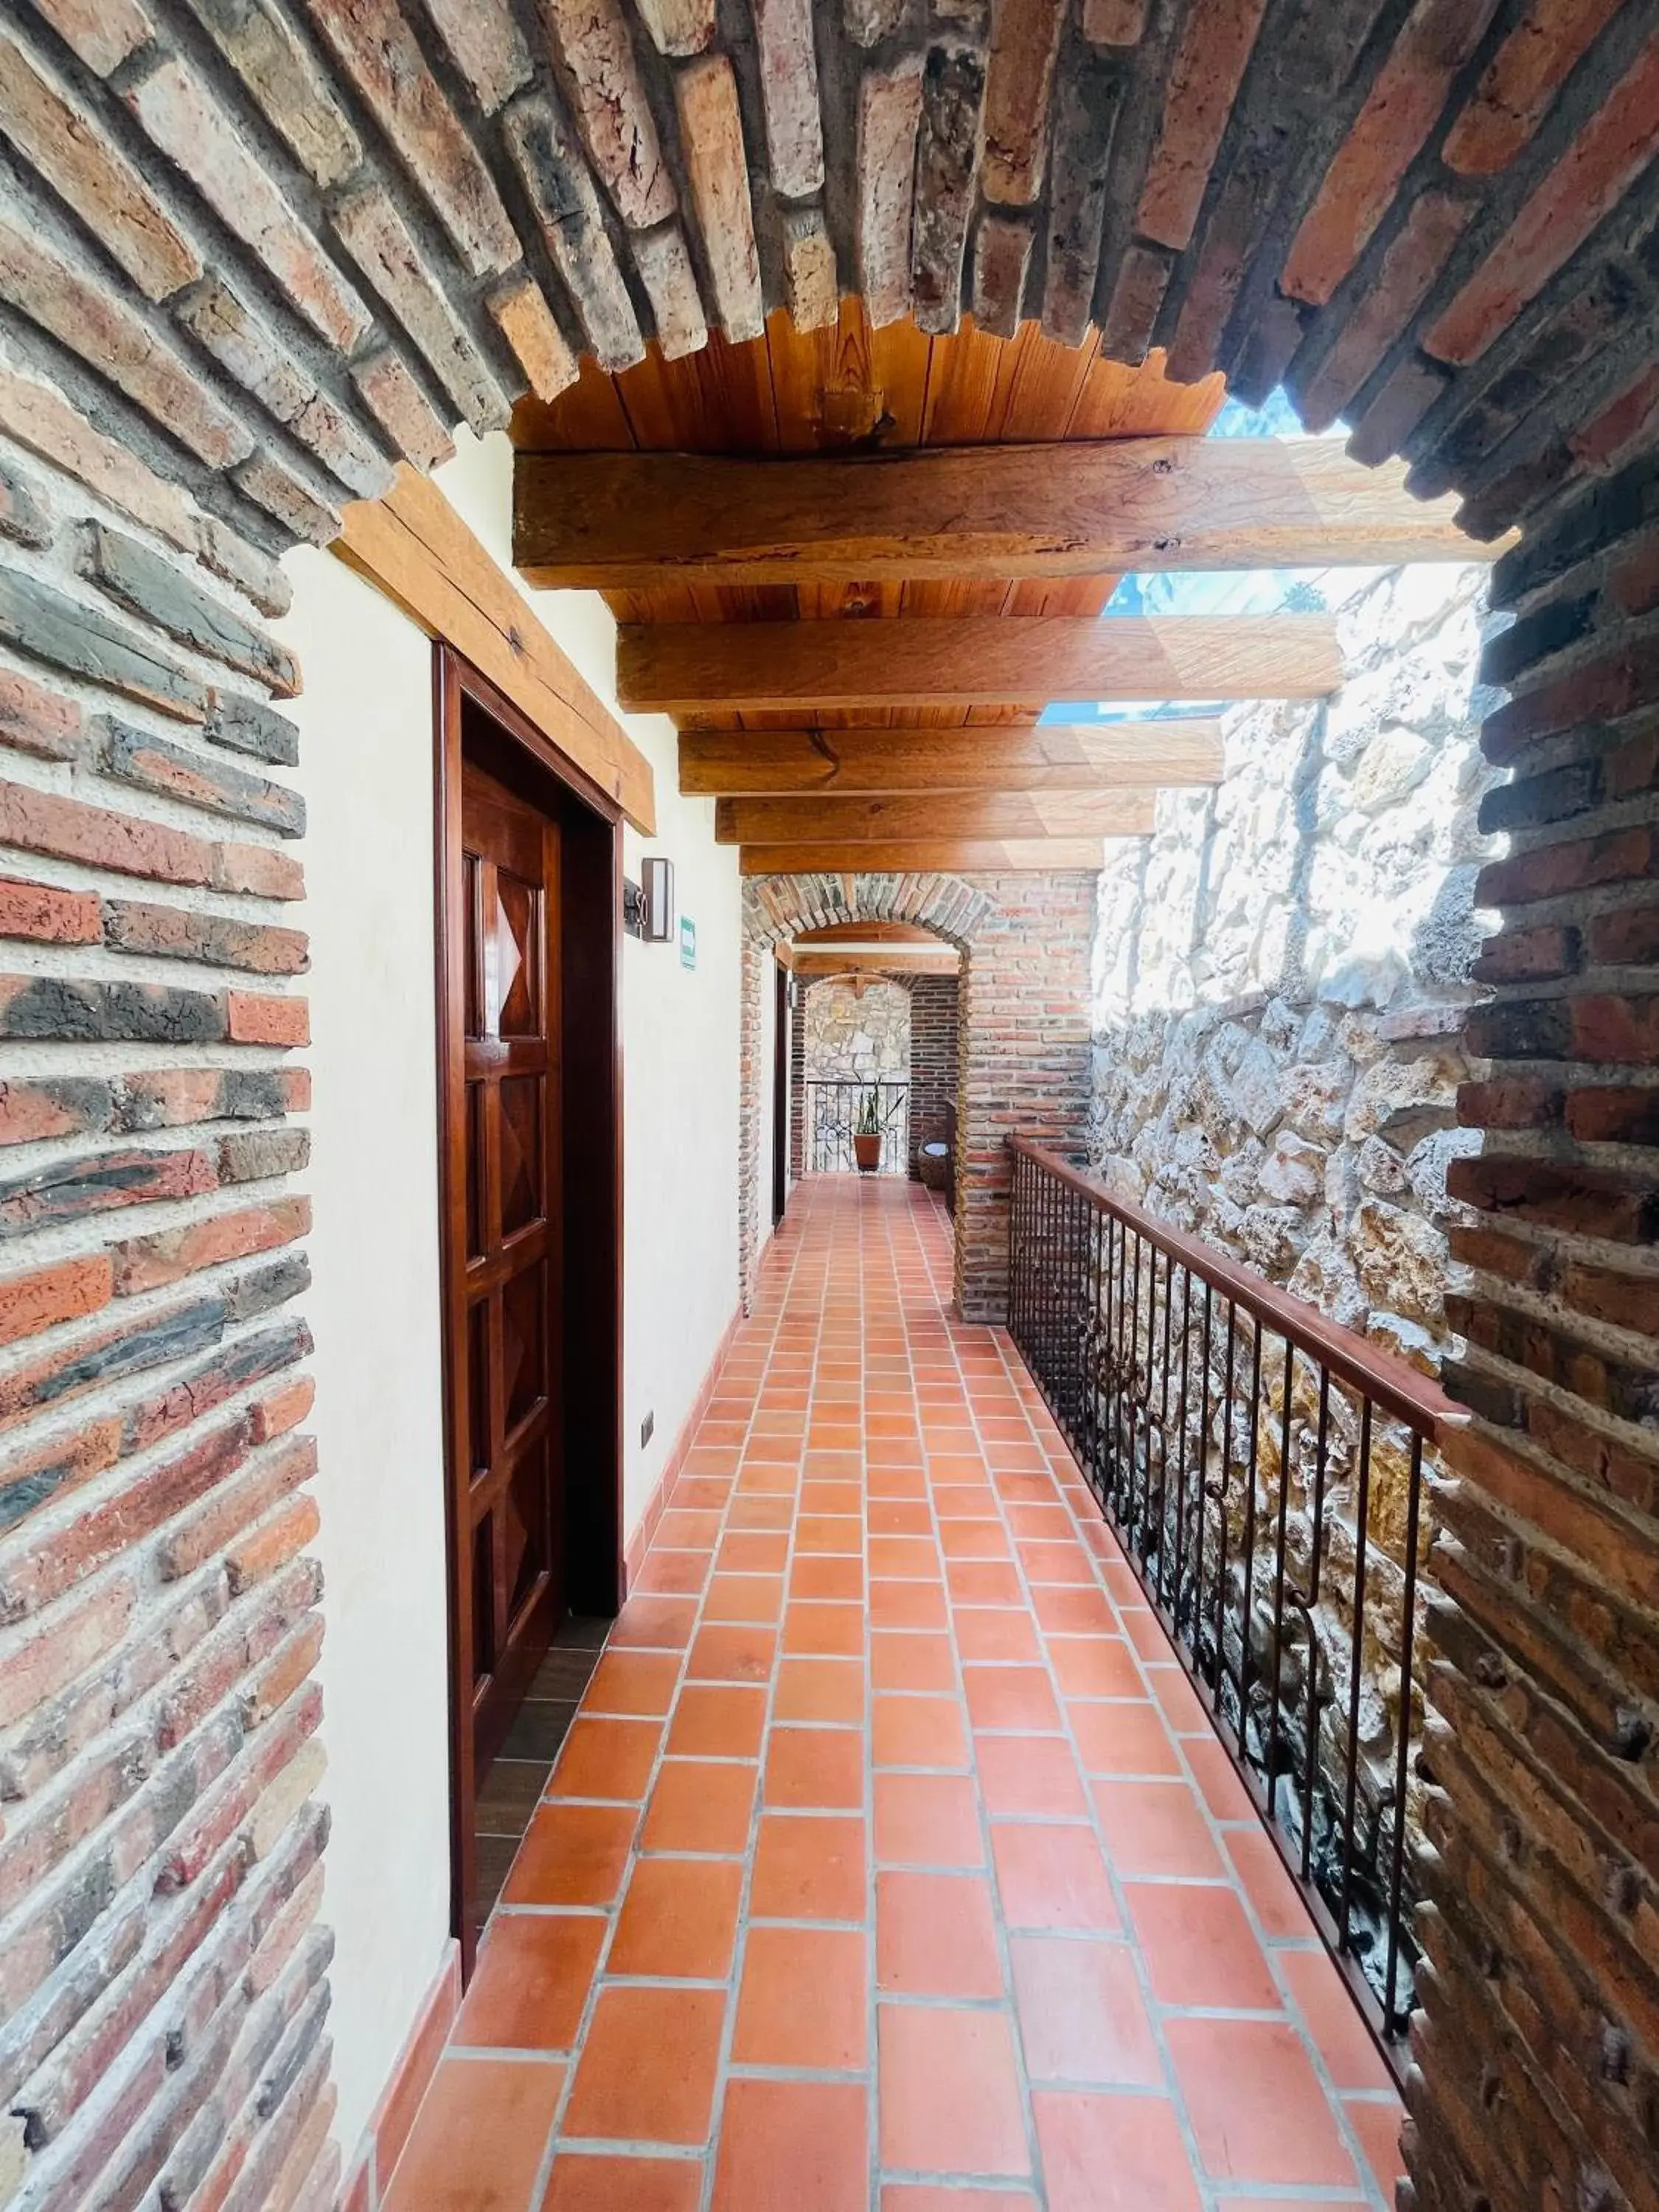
(740, 871, 1096, 1322)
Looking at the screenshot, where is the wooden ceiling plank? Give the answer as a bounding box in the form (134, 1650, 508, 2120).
(714, 790, 1157, 843)
(740, 838, 1116, 874)
(678, 718, 1224, 794)
(617, 613, 1343, 713)
(796, 919, 945, 943)
(515, 437, 1486, 587)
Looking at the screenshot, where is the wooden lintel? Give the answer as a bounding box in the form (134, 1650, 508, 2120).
(515, 438, 1496, 588)
(796, 920, 945, 945)
(790, 948, 960, 977)
(679, 718, 1222, 796)
(334, 462, 656, 833)
(619, 615, 1341, 714)
(740, 839, 1119, 875)
(716, 790, 1155, 845)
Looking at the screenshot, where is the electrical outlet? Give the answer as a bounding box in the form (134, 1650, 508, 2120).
(640, 1409, 655, 1449)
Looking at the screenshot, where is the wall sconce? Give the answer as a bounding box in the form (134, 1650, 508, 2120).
(641, 855, 675, 943)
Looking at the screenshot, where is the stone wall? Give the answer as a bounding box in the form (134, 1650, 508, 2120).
(801, 975, 910, 1079)
(1093, 562, 1500, 1376)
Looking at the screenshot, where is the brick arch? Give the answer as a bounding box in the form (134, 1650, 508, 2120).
(741, 871, 992, 953)
(739, 869, 1096, 1319)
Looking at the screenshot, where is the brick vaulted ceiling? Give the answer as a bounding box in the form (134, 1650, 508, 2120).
(2, 0, 1654, 581)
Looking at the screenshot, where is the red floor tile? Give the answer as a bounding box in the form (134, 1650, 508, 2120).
(712, 2080, 868, 2212)
(732, 1924, 868, 2068)
(1166, 2017, 1359, 2188)
(1280, 1946, 1397, 2092)
(874, 1772, 984, 1867)
(878, 2005, 1030, 2179)
(542, 2152, 703, 2211)
(872, 1692, 969, 1770)
(1091, 1778, 1225, 1878)
(547, 1717, 661, 1801)
(1011, 1933, 1161, 2087)
(975, 1735, 1089, 1818)
(992, 1823, 1119, 1933)
(666, 1682, 767, 1760)
(750, 1812, 866, 1921)
(640, 1760, 757, 1854)
(1034, 2090, 1203, 2212)
(457, 1914, 605, 2050)
(877, 1869, 1004, 1997)
(774, 1655, 866, 1722)
(765, 1726, 865, 1809)
(383, 2057, 564, 2212)
(564, 1986, 726, 2147)
(609, 1856, 743, 1980)
(1126, 1882, 1281, 2010)
(963, 1664, 1063, 1733)
(504, 1804, 637, 1907)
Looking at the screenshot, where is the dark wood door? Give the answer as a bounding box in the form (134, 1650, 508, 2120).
(450, 760, 565, 1784)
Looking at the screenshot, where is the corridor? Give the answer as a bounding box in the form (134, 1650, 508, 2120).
(382, 1178, 1405, 2211)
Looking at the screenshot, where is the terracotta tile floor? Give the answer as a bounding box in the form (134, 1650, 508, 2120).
(385, 1177, 1405, 2211)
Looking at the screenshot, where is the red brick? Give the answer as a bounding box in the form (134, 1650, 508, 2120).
(251, 1374, 316, 1444)
(1607, 535, 1659, 619)
(1476, 827, 1653, 908)
(1457, 1076, 1561, 1130)
(1297, 187, 1472, 430)
(1135, 0, 1267, 251)
(1563, 1085, 1659, 1145)
(1571, 361, 1659, 474)
(0, 874, 102, 945)
(1567, 993, 1659, 1062)
(114, 1197, 311, 1295)
(1585, 902, 1659, 965)
(1427, 41, 1659, 364)
(226, 992, 309, 1046)
(1471, 922, 1579, 984)
(1447, 1221, 1544, 1281)
(1283, 0, 1499, 304)
(244, 1861, 325, 1998)
(0, 1251, 114, 1347)
(155, 1680, 323, 1893)
(0, 664, 85, 760)
(0, 1415, 122, 1541)
(159, 1433, 318, 1582)
(0, 1415, 252, 1622)
(1442, 0, 1623, 174)
(0, 778, 216, 889)
(1560, 1260, 1659, 1339)
(214, 840, 305, 901)
(227, 1492, 320, 1596)
(241, 1613, 324, 1734)
(1447, 1154, 1658, 1241)
(0, 1575, 134, 1731)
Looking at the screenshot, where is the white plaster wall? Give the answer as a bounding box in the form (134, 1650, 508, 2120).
(273, 435, 743, 2158)
(433, 431, 743, 1534)
(276, 552, 451, 2162)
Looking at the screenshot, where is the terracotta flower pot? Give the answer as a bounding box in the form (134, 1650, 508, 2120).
(854, 1133, 882, 1173)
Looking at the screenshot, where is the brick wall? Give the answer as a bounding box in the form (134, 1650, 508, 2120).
(907, 973, 959, 1180)
(0, 419, 327, 2205)
(1399, 439, 1659, 2212)
(740, 873, 1095, 1325)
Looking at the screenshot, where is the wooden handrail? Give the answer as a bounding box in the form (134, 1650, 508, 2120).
(1008, 1135, 1469, 1441)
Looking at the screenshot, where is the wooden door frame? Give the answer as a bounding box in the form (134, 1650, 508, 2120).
(434, 643, 625, 1972)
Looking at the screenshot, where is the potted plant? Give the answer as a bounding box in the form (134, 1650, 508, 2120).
(852, 1088, 883, 1174)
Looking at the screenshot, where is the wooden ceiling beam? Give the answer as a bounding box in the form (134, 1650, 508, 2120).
(679, 718, 1222, 796)
(716, 791, 1155, 845)
(515, 439, 1492, 587)
(740, 840, 1116, 876)
(619, 615, 1342, 713)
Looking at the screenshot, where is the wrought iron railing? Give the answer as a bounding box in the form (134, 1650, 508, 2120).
(1006, 1135, 1465, 2074)
(807, 1079, 908, 1175)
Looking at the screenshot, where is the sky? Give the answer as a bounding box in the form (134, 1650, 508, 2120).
(1038, 386, 1349, 726)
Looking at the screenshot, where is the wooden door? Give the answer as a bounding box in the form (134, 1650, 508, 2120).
(771, 961, 790, 1225)
(448, 759, 566, 1792)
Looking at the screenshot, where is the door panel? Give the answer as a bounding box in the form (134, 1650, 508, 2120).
(454, 760, 565, 1782)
